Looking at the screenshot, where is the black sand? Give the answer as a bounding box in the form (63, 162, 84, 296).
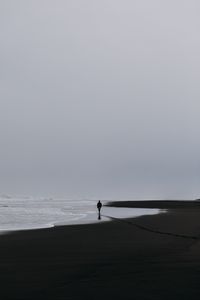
(1, 200, 200, 299)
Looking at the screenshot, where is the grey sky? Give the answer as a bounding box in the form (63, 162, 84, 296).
(0, 0, 200, 199)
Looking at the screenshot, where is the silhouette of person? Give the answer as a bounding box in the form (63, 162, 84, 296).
(97, 200, 102, 220)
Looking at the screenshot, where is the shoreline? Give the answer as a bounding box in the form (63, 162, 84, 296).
(1, 200, 200, 299)
(0, 201, 161, 234)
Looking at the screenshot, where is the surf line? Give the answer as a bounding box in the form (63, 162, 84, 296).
(102, 214, 199, 240)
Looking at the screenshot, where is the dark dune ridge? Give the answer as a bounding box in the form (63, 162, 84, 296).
(106, 199, 200, 209)
(1, 200, 200, 299)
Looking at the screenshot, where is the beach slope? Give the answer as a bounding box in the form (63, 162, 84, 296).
(1, 200, 200, 299)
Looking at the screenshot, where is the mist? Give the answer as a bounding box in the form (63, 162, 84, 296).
(1, 0, 200, 199)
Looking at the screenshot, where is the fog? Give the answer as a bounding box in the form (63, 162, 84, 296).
(1, 0, 200, 199)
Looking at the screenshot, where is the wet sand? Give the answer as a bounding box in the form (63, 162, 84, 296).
(1, 200, 200, 299)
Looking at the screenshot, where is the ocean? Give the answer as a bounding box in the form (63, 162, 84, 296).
(0, 196, 159, 232)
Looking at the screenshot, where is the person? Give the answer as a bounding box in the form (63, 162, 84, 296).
(97, 200, 102, 219)
(97, 200, 102, 212)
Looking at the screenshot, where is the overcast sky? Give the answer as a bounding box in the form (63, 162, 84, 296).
(0, 0, 200, 199)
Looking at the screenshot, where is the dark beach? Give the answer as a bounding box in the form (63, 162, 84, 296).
(1, 200, 200, 299)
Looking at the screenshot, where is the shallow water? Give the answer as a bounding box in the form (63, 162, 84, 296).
(0, 196, 159, 231)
